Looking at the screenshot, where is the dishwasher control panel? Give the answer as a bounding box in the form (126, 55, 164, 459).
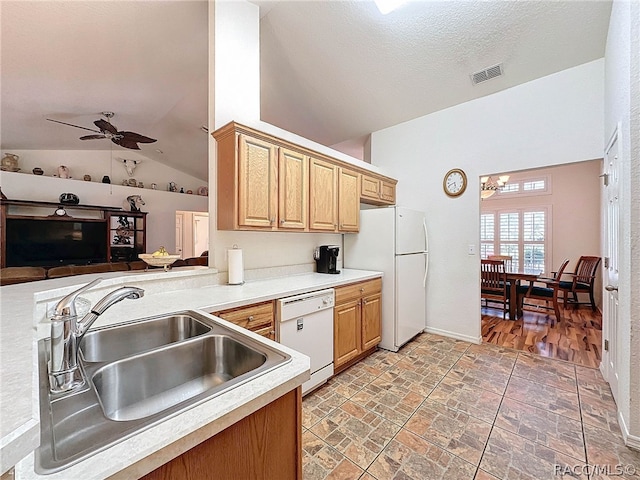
(277, 289, 335, 321)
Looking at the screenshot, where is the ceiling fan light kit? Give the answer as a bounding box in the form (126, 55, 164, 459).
(46, 111, 157, 150)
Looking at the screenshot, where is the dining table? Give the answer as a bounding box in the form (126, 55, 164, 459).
(505, 268, 543, 319)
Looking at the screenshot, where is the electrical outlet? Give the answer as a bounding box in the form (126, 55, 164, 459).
(468, 244, 476, 255)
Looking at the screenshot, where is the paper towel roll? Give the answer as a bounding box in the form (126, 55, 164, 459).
(228, 248, 244, 285)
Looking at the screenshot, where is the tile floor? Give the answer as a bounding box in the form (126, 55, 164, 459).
(302, 333, 640, 480)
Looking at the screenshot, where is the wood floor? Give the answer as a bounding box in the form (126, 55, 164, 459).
(481, 301, 602, 368)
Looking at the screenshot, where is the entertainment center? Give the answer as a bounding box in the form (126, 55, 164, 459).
(0, 199, 147, 268)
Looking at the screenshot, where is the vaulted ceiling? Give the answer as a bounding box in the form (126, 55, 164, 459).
(258, 0, 612, 157)
(1, 0, 612, 178)
(1, 1, 209, 180)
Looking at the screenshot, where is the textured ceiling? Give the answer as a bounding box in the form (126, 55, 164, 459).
(1, 1, 209, 180)
(259, 0, 612, 157)
(1, 0, 612, 174)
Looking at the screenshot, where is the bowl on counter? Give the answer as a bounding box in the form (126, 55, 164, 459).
(138, 253, 181, 271)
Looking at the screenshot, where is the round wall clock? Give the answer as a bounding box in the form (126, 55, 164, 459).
(443, 168, 467, 197)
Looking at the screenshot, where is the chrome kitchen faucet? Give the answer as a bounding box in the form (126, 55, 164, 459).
(48, 278, 145, 393)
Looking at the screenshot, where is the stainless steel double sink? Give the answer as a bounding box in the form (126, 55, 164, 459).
(36, 310, 291, 474)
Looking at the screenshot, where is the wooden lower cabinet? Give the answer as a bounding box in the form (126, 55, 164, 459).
(142, 387, 302, 480)
(361, 291, 382, 351)
(333, 278, 382, 372)
(211, 301, 276, 340)
(334, 299, 361, 367)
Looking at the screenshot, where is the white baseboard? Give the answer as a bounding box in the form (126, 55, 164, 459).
(424, 326, 482, 345)
(617, 411, 640, 451)
(599, 362, 606, 377)
(627, 433, 640, 451)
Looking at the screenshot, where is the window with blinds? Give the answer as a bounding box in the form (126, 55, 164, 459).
(494, 176, 549, 197)
(481, 207, 550, 271)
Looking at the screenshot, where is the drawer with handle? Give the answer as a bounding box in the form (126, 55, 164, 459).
(211, 301, 274, 332)
(334, 278, 382, 305)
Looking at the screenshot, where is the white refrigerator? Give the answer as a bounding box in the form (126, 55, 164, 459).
(344, 206, 428, 351)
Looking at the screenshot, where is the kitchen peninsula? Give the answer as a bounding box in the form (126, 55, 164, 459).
(0, 266, 382, 479)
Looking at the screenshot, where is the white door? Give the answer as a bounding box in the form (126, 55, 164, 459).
(395, 207, 427, 254)
(395, 253, 427, 347)
(193, 213, 209, 257)
(603, 127, 621, 402)
(175, 213, 184, 258)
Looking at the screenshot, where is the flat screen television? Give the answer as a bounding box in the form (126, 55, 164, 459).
(5, 218, 108, 267)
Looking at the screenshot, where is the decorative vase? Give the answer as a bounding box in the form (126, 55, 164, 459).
(57, 165, 70, 179)
(102, 175, 111, 184)
(83, 174, 91, 181)
(33, 167, 44, 175)
(1, 153, 20, 172)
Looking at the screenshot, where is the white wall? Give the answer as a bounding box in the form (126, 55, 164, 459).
(208, 0, 347, 275)
(1, 152, 208, 254)
(213, 0, 261, 129)
(603, 0, 640, 444)
(370, 60, 604, 343)
(481, 161, 603, 305)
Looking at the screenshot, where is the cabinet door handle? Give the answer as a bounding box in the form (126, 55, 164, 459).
(363, 299, 367, 305)
(360, 287, 364, 293)
(248, 315, 254, 321)
(280, 219, 285, 224)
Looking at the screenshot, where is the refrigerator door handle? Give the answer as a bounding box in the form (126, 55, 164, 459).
(423, 252, 429, 288)
(422, 220, 429, 252)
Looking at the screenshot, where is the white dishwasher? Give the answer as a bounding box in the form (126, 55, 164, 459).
(278, 288, 335, 395)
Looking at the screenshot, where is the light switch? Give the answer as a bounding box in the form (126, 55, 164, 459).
(468, 244, 476, 255)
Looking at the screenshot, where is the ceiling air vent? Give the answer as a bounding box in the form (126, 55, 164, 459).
(471, 63, 504, 85)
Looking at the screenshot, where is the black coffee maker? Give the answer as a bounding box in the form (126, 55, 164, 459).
(314, 245, 340, 274)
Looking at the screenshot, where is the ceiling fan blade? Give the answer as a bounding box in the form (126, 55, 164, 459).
(120, 131, 157, 144)
(79, 134, 108, 140)
(112, 137, 141, 150)
(46, 118, 101, 133)
(94, 119, 118, 135)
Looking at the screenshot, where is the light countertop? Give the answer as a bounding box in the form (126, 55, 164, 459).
(1, 267, 382, 478)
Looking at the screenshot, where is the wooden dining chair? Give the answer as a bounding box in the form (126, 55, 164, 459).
(488, 255, 513, 272)
(557, 256, 601, 310)
(516, 259, 570, 326)
(481, 259, 509, 319)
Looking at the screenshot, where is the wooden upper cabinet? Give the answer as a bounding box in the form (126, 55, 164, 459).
(360, 173, 396, 206)
(216, 128, 278, 230)
(309, 158, 338, 231)
(361, 174, 381, 202)
(338, 168, 360, 232)
(214, 122, 397, 232)
(237, 134, 278, 229)
(380, 180, 396, 204)
(278, 148, 308, 230)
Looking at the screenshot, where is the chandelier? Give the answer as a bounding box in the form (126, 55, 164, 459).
(480, 175, 510, 199)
